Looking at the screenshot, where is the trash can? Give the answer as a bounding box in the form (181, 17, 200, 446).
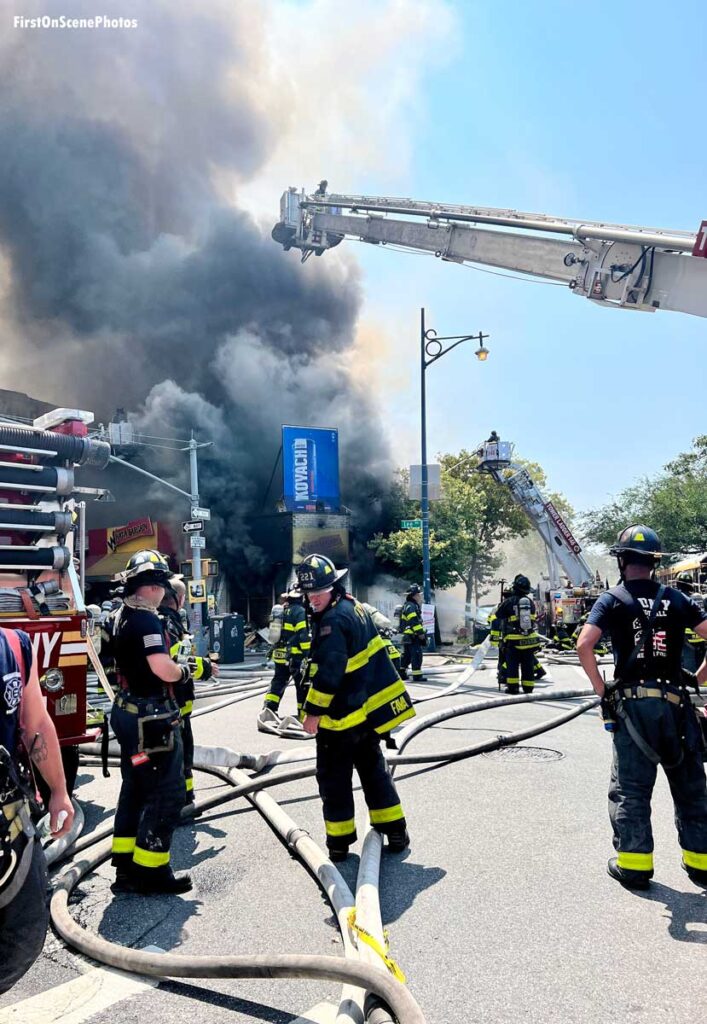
(209, 613, 245, 664)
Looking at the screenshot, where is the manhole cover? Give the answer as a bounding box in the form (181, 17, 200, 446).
(482, 745, 564, 762)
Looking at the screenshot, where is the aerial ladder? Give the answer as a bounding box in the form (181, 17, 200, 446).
(273, 185, 707, 318)
(474, 437, 600, 626)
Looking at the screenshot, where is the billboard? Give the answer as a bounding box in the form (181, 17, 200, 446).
(282, 425, 340, 511)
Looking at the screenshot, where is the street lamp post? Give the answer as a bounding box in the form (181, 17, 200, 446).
(420, 307, 490, 646)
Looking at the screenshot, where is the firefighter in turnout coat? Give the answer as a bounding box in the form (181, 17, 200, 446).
(493, 574, 541, 694)
(297, 554, 415, 861)
(400, 584, 427, 681)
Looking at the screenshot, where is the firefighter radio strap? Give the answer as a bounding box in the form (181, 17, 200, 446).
(0, 628, 36, 910)
(608, 585, 684, 768)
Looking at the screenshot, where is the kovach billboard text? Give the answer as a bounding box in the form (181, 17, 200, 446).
(282, 425, 340, 511)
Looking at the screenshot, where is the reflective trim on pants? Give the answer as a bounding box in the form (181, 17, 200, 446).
(369, 803, 404, 825)
(325, 817, 356, 838)
(683, 849, 707, 870)
(617, 851, 654, 872)
(133, 846, 171, 869)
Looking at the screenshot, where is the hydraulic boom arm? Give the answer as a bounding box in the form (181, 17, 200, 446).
(273, 187, 707, 318)
(475, 440, 595, 590)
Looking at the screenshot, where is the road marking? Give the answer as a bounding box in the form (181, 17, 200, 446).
(292, 1000, 340, 1024)
(0, 946, 163, 1024)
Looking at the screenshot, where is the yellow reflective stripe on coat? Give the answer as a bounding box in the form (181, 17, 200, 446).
(320, 707, 367, 731)
(133, 846, 170, 868)
(306, 687, 335, 709)
(617, 851, 653, 871)
(374, 707, 415, 732)
(320, 679, 414, 732)
(683, 849, 707, 870)
(346, 634, 385, 673)
(325, 817, 355, 837)
(283, 622, 295, 632)
(112, 836, 136, 854)
(369, 804, 404, 824)
(347, 910, 406, 984)
(185, 776, 194, 792)
(180, 700, 194, 716)
(294, 621, 307, 632)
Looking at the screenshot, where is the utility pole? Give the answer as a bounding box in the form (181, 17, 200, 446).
(108, 430, 213, 656)
(188, 432, 207, 655)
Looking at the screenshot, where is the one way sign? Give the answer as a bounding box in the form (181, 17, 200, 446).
(182, 520, 204, 534)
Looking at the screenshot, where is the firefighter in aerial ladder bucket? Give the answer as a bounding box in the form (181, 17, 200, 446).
(399, 584, 427, 682)
(110, 550, 192, 895)
(493, 574, 541, 694)
(577, 525, 707, 890)
(296, 554, 415, 861)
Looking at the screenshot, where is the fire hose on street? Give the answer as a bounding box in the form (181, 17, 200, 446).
(46, 667, 599, 1023)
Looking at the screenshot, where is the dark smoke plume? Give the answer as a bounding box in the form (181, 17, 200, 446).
(0, 1, 395, 582)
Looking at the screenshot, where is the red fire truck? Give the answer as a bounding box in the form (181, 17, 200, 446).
(0, 408, 111, 792)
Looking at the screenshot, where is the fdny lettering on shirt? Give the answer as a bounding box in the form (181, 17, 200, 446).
(631, 595, 672, 659)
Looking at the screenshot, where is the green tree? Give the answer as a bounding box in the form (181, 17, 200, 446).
(583, 436, 707, 556)
(369, 449, 572, 616)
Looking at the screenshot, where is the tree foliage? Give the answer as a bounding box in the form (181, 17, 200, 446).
(368, 449, 573, 607)
(583, 436, 707, 557)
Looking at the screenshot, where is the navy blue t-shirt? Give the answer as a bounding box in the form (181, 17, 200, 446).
(587, 580, 706, 682)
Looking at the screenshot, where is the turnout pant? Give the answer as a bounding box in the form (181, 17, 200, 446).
(182, 713, 194, 803)
(111, 701, 185, 877)
(0, 840, 48, 995)
(315, 725, 406, 851)
(401, 640, 424, 679)
(263, 662, 291, 710)
(609, 696, 707, 879)
(289, 657, 308, 718)
(505, 644, 537, 692)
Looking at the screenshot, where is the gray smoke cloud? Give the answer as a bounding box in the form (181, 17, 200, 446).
(0, 0, 395, 581)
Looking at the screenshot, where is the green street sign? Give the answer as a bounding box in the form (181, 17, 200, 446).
(401, 519, 422, 529)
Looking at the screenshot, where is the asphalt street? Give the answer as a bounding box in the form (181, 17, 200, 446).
(1, 655, 705, 1024)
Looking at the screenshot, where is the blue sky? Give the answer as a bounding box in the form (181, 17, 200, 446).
(343, 0, 707, 516)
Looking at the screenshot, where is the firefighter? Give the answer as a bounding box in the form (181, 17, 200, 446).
(494, 574, 541, 694)
(296, 554, 415, 861)
(110, 550, 193, 895)
(259, 592, 300, 724)
(577, 525, 707, 890)
(159, 576, 217, 804)
(400, 584, 427, 682)
(283, 589, 311, 719)
(0, 626, 73, 994)
(674, 573, 706, 673)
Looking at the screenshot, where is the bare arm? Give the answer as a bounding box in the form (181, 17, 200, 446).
(20, 655, 74, 837)
(576, 624, 606, 697)
(147, 651, 185, 683)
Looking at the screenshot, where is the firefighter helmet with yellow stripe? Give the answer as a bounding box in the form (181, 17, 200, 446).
(121, 548, 173, 590)
(296, 553, 348, 593)
(609, 524, 662, 561)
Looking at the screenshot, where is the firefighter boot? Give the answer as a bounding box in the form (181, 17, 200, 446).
(126, 865, 193, 895)
(328, 846, 349, 863)
(504, 684, 520, 695)
(682, 861, 707, 886)
(607, 857, 651, 891)
(387, 826, 410, 854)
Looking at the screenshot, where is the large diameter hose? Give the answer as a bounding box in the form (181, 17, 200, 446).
(0, 424, 111, 468)
(0, 508, 73, 533)
(51, 806, 426, 1023)
(0, 545, 71, 570)
(0, 464, 74, 495)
